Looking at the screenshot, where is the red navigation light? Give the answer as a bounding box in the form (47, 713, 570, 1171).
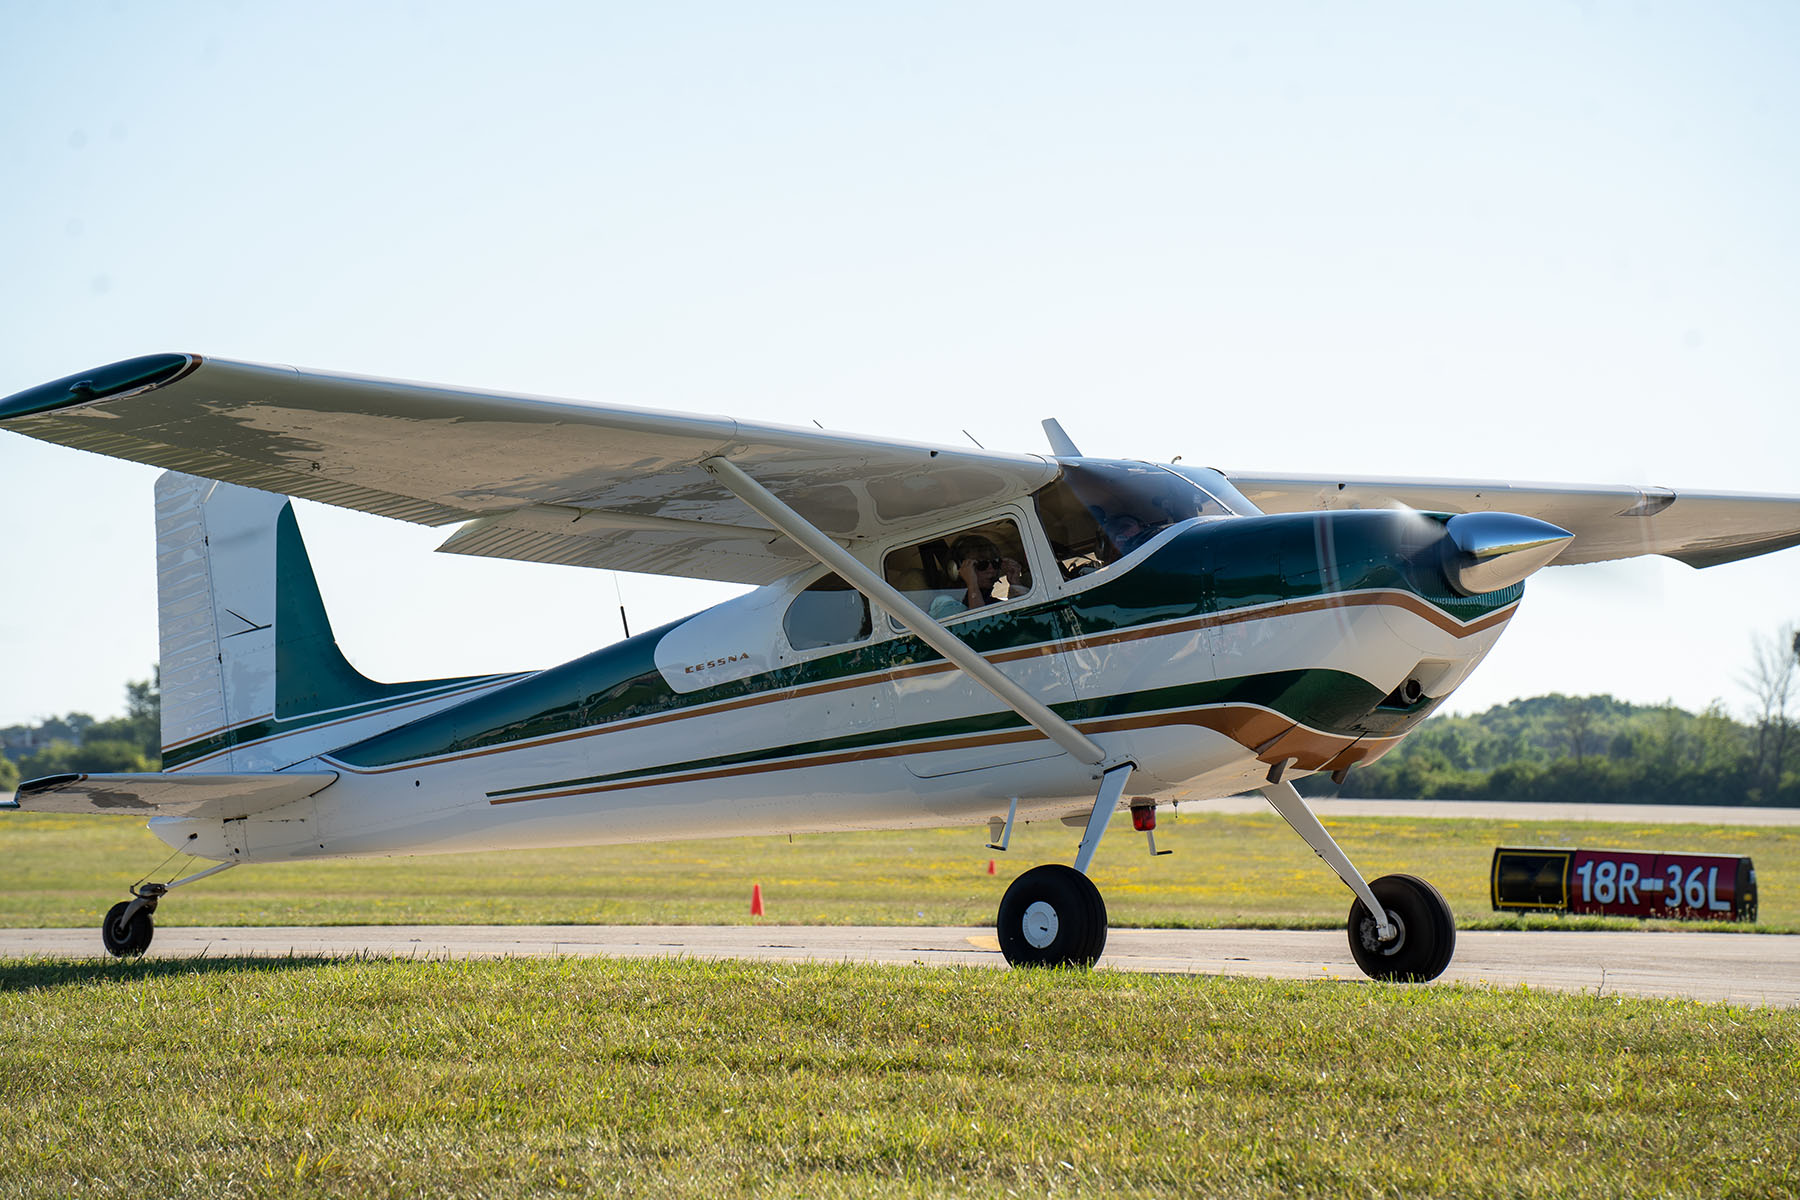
(1131, 805, 1156, 832)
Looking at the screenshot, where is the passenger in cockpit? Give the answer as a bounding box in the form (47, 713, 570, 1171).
(929, 535, 1025, 618)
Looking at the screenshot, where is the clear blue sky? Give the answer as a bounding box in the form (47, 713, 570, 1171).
(4, 1, 1798, 727)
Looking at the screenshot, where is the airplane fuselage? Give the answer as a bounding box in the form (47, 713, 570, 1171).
(153, 508, 1519, 863)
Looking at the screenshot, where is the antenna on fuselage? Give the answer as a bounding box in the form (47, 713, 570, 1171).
(613, 571, 631, 639)
(1041, 418, 1082, 458)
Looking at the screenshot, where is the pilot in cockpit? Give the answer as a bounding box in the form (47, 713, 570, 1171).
(1103, 512, 1154, 556)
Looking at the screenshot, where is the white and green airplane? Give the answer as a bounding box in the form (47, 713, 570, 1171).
(6, 354, 1799, 977)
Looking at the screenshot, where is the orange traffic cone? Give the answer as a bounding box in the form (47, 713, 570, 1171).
(987, 859, 996, 875)
(750, 883, 764, 916)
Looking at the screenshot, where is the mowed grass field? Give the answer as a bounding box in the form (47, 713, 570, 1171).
(6, 813, 1798, 1198)
(4, 956, 1799, 1199)
(4, 805, 1795, 932)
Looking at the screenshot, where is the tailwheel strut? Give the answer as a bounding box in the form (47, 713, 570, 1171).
(100, 861, 237, 959)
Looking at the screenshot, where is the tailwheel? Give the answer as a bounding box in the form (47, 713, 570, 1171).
(94, 864, 235, 958)
(997, 864, 1108, 968)
(101, 898, 156, 958)
(1348, 874, 1455, 982)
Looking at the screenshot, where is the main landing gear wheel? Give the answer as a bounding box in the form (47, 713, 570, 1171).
(101, 899, 155, 958)
(1348, 873, 1455, 982)
(997, 864, 1108, 968)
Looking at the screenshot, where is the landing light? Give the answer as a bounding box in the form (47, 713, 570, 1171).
(1382, 678, 1425, 708)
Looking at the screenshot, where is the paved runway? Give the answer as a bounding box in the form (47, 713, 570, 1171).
(1202, 796, 1800, 825)
(3, 924, 1794, 1007)
(6, 797, 1792, 1004)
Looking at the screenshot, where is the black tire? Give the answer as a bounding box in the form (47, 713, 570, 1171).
(101, 900, 155, 958)
(1347, 874, 1455, 982)
(997, 864, 1108, 968)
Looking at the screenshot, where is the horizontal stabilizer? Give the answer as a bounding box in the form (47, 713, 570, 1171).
(7, 771, 337, 819)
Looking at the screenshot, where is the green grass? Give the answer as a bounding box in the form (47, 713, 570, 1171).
(4, 807, 1796, 933)
(2, 956, 1796, 1198)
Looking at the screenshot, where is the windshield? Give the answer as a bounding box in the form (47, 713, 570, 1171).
(1164, 464, 1261, 518)
(1033, 460, 1258, 580)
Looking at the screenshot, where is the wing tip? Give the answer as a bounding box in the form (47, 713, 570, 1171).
(1, 353, 202, 422)
(1668, 528, 1800, 569)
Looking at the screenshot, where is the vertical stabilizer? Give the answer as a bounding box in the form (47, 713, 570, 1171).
(154, 471, 504, 771)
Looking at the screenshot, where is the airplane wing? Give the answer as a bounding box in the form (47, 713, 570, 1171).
(1227, 472, 1800, 568)
(0, 354, 1057, 585)
(6, 771, 338, 819)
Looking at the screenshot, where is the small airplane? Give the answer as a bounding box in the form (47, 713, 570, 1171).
(6, 354, 1800, 978)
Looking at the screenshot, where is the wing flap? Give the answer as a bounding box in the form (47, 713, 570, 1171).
(8, 771, 338, 819)
(433, 503, 847, 584)
(436, 520, 819, 585)
(1229, 473, 1800, 568)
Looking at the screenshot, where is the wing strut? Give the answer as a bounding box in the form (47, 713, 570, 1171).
(701, 456, 1109, 770)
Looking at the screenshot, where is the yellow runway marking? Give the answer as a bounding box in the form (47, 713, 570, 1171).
(965, 934, 1000, 951)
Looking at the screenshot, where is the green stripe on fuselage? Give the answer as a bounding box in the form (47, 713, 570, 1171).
(326, 510, 1502, 771)
(272, 506, 498, 719)
(485, 666, 1423, 800)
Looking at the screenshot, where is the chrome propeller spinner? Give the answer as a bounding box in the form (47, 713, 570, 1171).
(1442, 512, 1575, 595)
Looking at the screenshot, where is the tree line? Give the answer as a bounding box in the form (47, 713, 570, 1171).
(1319, 691, 1798, 807)
(1324, 624, 1800, 808)
(0, 674, 161, 792)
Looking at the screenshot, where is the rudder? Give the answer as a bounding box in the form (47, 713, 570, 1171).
(156, 473, 286, 766)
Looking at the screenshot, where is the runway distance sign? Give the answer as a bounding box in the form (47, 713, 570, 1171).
(1491, 847, 1757, 922)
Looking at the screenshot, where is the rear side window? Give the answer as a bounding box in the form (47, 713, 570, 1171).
(783, 573, 872, 651)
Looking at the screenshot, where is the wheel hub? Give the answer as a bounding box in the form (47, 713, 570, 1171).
(1021, 900, 1060, 948)
(1360, 909, 1407, 956)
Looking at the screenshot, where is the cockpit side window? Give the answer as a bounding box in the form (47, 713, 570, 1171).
(783, 571, 872, 651)
(1034, 461, 1248, 580)
(882, 517, 1033, 621)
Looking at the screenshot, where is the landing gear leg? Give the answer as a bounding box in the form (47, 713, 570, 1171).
(1257, 779, 1455, 981)
(997, 763, 1133, 969)
(99, 861, 238, 959)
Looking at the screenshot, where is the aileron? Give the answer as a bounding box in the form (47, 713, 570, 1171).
(2, 354, 1056, 577)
